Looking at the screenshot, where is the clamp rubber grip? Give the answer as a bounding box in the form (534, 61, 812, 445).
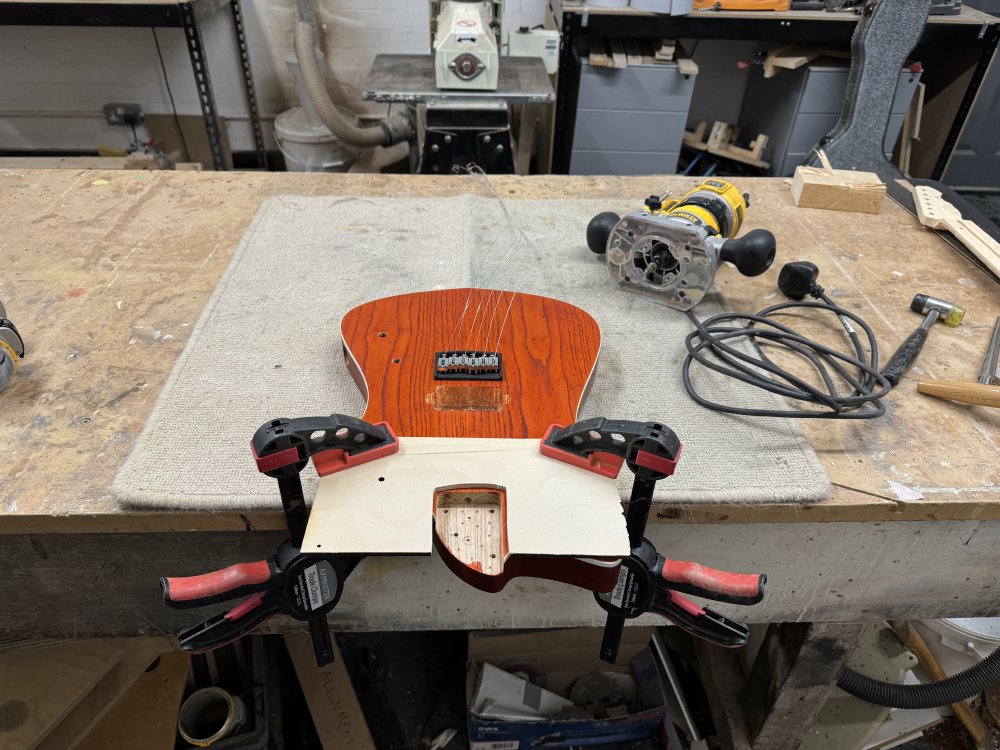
(660, 559, 766, 606)
(652, 590, 750, 648)
(162, 560, 273, 608)
(176, 593, 280, 653)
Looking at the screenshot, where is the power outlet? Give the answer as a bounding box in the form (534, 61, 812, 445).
(103, 103, 144, 126)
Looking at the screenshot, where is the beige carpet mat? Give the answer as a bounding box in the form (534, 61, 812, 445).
(113, 195, 830, 509)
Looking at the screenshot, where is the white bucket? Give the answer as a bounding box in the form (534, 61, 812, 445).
(274, 106, 359, 173)
(914, 618, 1000, 677)
(277, 49, 360, 172)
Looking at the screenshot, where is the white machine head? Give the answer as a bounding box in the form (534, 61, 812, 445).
(431, 1, 501, 90)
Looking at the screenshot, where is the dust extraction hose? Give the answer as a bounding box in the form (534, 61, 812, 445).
(837, 646, 1000, 709)
(293, 22, 412, 148)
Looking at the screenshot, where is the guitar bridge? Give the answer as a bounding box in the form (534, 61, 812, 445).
(434, 351, 503, 381)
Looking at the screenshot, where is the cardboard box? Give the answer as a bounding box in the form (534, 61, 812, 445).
(467, 628, 666, 749)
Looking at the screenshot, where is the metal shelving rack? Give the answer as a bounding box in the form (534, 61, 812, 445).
(0, 0, 268, 171)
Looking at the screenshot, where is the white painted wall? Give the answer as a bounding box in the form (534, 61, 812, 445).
(0, 0, 548, 154)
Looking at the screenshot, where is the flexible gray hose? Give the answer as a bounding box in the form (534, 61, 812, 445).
(292, 22, 412, 148)
(837, 646, 1000, 709)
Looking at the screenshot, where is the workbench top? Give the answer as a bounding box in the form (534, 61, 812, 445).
(1, 169, 997, 534)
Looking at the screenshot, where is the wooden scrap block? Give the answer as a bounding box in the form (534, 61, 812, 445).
(588, 38, 611, 67)
(654, 38, 676, 62)
(608, 38, 628, 69)
(677, 57, 699, 76)
(683, 121, 709, 151)
(791, 156, 886, 215)
(763, 44, 822, 78)
(707, 121, 738, 150)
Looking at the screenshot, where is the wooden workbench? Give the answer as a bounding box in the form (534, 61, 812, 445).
(1, 169, 998, 637)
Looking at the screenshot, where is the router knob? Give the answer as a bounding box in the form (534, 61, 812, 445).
(718, 229, 777, 277)
(586, 212, 621, 254)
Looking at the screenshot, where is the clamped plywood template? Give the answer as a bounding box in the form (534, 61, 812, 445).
(161, 289, 766, 669)
(304, 437, 628, 558)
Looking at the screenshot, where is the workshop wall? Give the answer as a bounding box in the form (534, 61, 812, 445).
(0, 0, 547, 154)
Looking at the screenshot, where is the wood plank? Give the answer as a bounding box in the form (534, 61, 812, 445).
(5, 520, 1000, 636)
(892, 622, 987, 746)
(588, 39, 611, 68)
(741, 623, 866, 750)
(763, 44, 821, 78)
(677, 57, 699, 76)
(284, 634, 375, 750)
(0, 157, 129, 170)
(608, 39, 627, 69)
(654, 39, 676, 63)
(74, 650, 189, 750)
(0, 171, 998, 532)
(40, 638, 175, 750)
(624, 38, 642, 66)
(304, 437, 627, 557)
(0, 640, 132, 748)
(696, 642, 752, 750)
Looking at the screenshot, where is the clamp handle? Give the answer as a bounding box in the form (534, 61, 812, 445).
(161, 560, 276, 609)
(659, 558, 766, 606)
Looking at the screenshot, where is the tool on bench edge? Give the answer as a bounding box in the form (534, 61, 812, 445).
(160, 414, 399, 666)
(0, 298, 25, 394)
(542, 417, 766, 663)
(980, 317, 1000, 386)
(917, 316, 1000, 408)
(881, 293, 965, 387)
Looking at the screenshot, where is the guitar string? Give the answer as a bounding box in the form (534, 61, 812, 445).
(456, 164, 542, 354)
(453, 165, 520, 352)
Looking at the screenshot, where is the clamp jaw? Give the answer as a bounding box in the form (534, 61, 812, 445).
(161, 414, 398, 666)
(543, 417, 766, 663)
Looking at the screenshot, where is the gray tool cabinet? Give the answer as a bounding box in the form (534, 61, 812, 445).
(739, 61, 922, 177)
(570, 60, 697, 176)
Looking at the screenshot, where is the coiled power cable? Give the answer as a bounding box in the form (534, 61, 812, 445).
(682, 261, 892, 419)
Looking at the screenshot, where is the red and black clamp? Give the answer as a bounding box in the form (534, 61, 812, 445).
(160, 414, 398, 666)
(542, 417, 766, 662)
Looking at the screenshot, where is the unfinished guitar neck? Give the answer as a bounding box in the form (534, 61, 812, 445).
(914, 185, 1000, 279)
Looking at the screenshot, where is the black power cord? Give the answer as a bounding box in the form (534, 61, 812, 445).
(682, 261, 892, 419)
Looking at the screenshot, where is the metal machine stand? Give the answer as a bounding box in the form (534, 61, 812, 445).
(362, 53, 554, 174)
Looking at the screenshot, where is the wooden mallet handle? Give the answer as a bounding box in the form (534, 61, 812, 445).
(917, 379, 1000, 408)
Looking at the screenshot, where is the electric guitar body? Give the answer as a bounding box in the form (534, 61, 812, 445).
(340, 288, 622, 593)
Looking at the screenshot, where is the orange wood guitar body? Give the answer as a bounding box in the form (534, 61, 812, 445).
(341, 288, 621, 593)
